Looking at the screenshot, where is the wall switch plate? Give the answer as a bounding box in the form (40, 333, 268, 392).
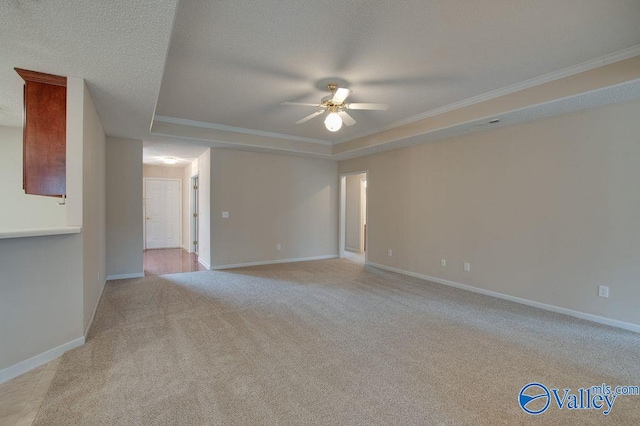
(598, 285, 609, 298)
(441, 259, 447, 267)
(464, 262, 471, 272)
(276, 244, 281, 251)
(388, 249, 393, 257)
(222, 211, 229, 218)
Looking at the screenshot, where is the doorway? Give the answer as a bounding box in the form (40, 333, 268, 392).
(144, 178, 182, 249)
(340, 171, 368, 264)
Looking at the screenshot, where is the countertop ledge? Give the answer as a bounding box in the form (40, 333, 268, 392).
(0, 226, 82, 239)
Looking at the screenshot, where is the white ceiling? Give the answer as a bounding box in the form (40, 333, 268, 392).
(143, 137, 209, 167)
(155, 0, 640, 144)
(2, 1, 640, 162)
(0, 0, 178, 139)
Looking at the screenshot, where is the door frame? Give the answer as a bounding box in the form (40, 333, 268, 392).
(339, 170, 369, 263)
(190, 174, 199, 254)
(143, 177, 182, 250)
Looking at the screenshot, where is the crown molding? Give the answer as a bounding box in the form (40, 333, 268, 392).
(153, 115, 333, 146)
(333, 77, 640, 160)
(149, 129, 333, 159)
(335, 44, 640, 144)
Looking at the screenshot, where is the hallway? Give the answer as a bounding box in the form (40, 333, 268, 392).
(143, 248, 206, 275)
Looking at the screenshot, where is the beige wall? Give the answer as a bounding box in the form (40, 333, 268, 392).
(339, 99, 640, 326)
(0, 78, 104, 376)
(106, 138, 143, 278)
(0, 234, 84, 371)
(0, 126, 67, 229)
(81, 83, 106, 331)
(143, 164, 185, 179)
(210, 148, 338, 268)
(345, 173, 365, 251)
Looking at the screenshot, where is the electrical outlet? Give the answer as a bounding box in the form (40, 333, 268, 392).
(276, 243, 281, 251)
(222, 211, 229, 218)
(441, 259, 447, 267)
(598, 285, 609, 298)
(388, 249, 393, 257)
(464, 262, 471, 272)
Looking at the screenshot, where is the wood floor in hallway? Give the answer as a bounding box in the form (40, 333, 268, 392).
(143, 248, 206, 276)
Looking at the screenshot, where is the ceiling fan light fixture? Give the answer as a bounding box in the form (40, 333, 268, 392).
(324, 112, 343, 132)
(163, 156, 178, 165)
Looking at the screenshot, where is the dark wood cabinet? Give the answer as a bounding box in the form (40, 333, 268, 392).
(15, 68, 67, 197)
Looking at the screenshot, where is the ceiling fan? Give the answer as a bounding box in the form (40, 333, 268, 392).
(282, 83, 388, 132)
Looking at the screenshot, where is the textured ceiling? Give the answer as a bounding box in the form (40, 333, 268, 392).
(143, 137, 209, 167)
(155, 0, 640, 144)
(2, 1, 640, 162)
(0, 0, 178, 139)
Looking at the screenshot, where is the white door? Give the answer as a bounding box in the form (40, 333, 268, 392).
(145, 179, 181, 249)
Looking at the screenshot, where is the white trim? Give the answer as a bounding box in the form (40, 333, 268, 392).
(148, 130, 333, 159)
(332, 77, 640, 161)
(336, 44, 640, 144)
(366, 262, 640, 333)
(106, 272, 144, 280)
(84, 279, 106, 339)
(143, 177, 182, 250)
(190, 174, 199, 255)
(0, 337, 84, 385)
(345, 247, 360, 252)
(154, 115, 333, 146)
(360, 177, 366, 253)
(0, 226, 82, 240)
(198, 257, 211, 270)
(212, 254, 338, 270)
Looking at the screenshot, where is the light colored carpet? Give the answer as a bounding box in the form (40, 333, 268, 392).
(34, 259, 640, 425)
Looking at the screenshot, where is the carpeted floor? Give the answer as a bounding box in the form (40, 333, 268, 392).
(33, 259, 640, 425)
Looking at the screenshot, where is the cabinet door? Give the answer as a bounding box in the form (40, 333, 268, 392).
(16, 68, 67, 197)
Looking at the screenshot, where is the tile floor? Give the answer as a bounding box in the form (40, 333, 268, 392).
(0, 358, 60, 426)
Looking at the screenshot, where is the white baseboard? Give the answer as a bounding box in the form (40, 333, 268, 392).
(106, 272, 144, 280)
(198, 257, 211, 270)
(345, 247, 362, 253)
(0, 337, 84, 385)
(367, 262, 640, 334)
(84, 279, 107, 339)
(213, 254, 338, 270)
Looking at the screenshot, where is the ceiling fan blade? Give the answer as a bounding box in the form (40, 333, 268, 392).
(282, 102, 321, 107)
(347, 103, 389, 110)
(338, 111, 356, 126)
(331, 88, 351, 104)
(295, 110, 324, 124)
